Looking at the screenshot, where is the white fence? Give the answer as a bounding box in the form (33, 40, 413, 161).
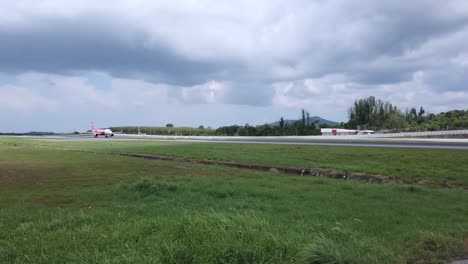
(333, 130, 468, 139)
(116, 130, 468, 141)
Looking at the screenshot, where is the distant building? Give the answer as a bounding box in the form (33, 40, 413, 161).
(321, 128, 374, 136)
(359, 130, 375, 135)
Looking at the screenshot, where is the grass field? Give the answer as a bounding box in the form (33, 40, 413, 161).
(26, 138, 468, 187)
(1, 137, 467, 263)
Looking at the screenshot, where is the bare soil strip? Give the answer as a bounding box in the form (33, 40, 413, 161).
(118, 153, 466, 189)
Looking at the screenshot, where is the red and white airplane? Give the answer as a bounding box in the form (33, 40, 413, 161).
(91, 122, 114, 138)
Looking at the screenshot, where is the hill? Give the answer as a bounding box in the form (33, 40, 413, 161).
(269, 116, 340, 127)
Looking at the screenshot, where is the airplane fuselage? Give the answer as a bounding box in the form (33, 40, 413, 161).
(91, 123, 114, 138)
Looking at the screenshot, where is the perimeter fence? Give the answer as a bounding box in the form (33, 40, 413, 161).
(335, 129, 468, 139)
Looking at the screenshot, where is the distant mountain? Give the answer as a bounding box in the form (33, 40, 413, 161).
(268, 116, 340, 126)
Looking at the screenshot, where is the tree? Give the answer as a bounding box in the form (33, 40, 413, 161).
(417, 106, 426, 124)
(409, 107, 418, 123)
(244, 124, 257, 136)
(383, 112, 408, 130)
(166, 124, 174, 128)
(301, 109, 306, 127)
(310, 120, 319, 129)
(237, 126, 246, 136)
(348, 96, 407, 131)
(279, 117, 285, 128)
(198, 125, 205, 129)
(418, 107, 425, 118)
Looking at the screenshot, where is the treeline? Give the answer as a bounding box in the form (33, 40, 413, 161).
(111, 110, 322, 136)
(216, 110, 321, 136)
(406, 109, 468, 131)
(112, 97, 468, 136)
(110, 126, 217, 136)
(346, 96, 468, 131)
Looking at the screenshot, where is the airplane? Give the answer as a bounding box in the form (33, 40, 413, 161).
(91, 122, 114, 138)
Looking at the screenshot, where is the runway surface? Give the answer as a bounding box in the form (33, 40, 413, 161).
(33, 136, 468, 150)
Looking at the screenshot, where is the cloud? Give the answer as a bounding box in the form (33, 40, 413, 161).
(0, 71, 293, 132)
(7, 72, 236, 110)
(272, 71, 467, 120)
(0, 0, 468, 131)
(0, 84, 57, 114)
(178, 81, 230, 104)
(0, 16, 227, 85)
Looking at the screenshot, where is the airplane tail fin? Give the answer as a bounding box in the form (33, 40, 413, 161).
(91, 122, 96, 132)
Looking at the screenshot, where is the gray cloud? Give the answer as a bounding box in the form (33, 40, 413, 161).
(0, 15, 231, 85)
(2, 1, 468, 85)
(1, 0, 468, 131)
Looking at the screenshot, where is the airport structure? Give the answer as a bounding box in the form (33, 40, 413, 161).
(321, 128, 375, 136)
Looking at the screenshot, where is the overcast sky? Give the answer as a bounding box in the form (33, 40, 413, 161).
(1, 0, 468, 132)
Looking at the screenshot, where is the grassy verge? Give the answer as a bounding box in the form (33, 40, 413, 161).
(13, 137, 468, 187)
(1, 138, 468, 263)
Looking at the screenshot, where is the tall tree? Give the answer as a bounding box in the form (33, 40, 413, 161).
(409, 107, 418, 123)
(301, 109, 306, 127)
(417, 106, 426, 124)
(348, 96, 407, 130)
(279, 117, 285, 128)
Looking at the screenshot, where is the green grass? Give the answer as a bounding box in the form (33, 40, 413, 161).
(0, 138, 467, 263)
(18, 137, 468, 187)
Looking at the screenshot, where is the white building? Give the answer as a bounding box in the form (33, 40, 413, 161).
(358, 130, 375, 135)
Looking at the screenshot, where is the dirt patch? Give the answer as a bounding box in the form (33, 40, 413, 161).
(406, 232, 468, 264)
(34, 195, 78, 207)
(0, 166, 48, 187)
(62, 150, 466, 189)
(118, 153, 437, 188)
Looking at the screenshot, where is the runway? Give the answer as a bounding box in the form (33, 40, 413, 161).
(31, 135, 468, 150)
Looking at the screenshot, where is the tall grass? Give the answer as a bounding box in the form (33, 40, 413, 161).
(1, 138, 467, 263)
(298, 237, 347, 264)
